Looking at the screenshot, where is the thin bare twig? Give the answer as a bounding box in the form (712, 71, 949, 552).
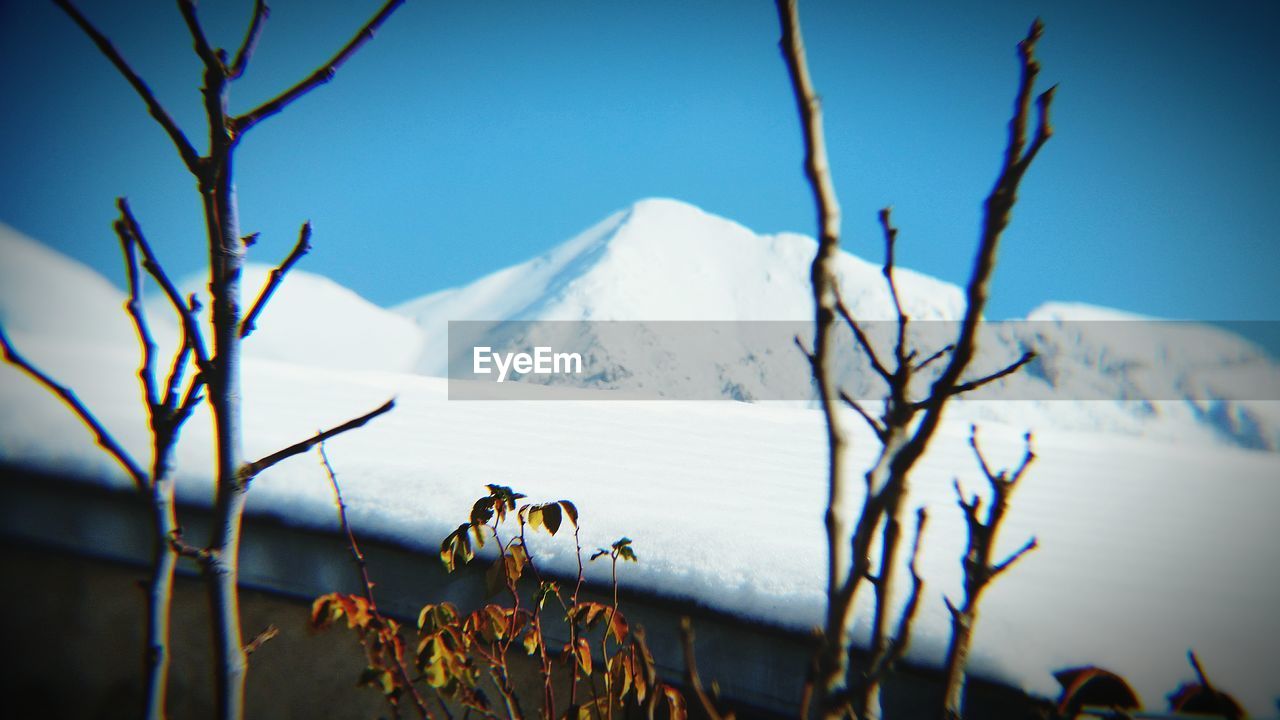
(868, 507, 927, 681)
(835, 295, 892, 384)
(115, 199, 212, 374)
(50, 0, 202, 172)
(877, 208, 910, 371)
(941, 426, 1038, 719)
(913, 344, 953, 373)
(235, 0, 407, 135)
(679, 618, 731, 720)
(949, 351, 1036, 399)
(161, 294, 203, 415)
(241, 221, 312, 338)
(169, 529, 213, 564)
(242, 398, 395, 481)
(838, 390, 886, 441)
(991, 536, 1038, 577)
(176, 0, 221, 70)
(0, 325, 147, 490)
(243, 624, 279, 656)
(229, 0, 270, 80)
(318, 443, 432, 719)
(120, 232, 161, 412)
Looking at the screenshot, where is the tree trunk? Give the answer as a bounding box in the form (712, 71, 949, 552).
(199, 55, 249, 716)
(206, 166, 248, 720)
(940, 608, 974, 720)
(144, 452, 179, 720)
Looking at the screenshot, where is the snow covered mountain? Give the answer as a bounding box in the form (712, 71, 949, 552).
(0, 224, 425, 376)
(394, 199, 1280, 450)
(3, 201, 1278, 450)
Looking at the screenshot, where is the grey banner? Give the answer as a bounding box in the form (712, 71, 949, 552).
(446, 320, 1280, 402)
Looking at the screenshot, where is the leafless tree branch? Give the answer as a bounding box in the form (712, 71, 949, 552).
(51, 0, 202, 173)
(795, 334, 816, 366)
(679, 617, 732, 720)
(940, 425, 1038, 719)
(835, 295, 892, 385)
(241, 221, 312, 339)
(776, 2, 859, 714)
(163, 292, 206, 415)
(234, 0, 407, 135)
(242, 624, 279, 656)
(936, 351, 1036, 403)
(169, 529, 214, 564)
(877, 208, 910, 371)
(120, 232, 161, 412)
(991, 536, 1038, 577)
(115, 199, 212, 374)
(176, 0, 222, 70)
(229, 0, 270, 80)
(868, 507, 927, 682)
(838, 391, 886, 441)
(319, 443, 433, 719)
(0, 325, 148, 490)
(242, 398, 395, 481)
(914, 344, 953, 374)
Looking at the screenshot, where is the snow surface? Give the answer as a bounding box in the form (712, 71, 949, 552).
(394, 200, 1280, 451)
(2, 211, 1279, 714)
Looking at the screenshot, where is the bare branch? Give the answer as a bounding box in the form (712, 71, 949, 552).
(175, 0, 222, 70)
(877, 208, 910, 370)
(794, 334, 816, 366)
(120, 231, 161, 412)
(243, 624, 279, 656)
(968, 425, 999, 484)
(871, 507, 927, 680)
(241, 221, 312, 339)
(942, 424, 1038, 719)
(50, 0, 202, 173)
(318, 443, 433, 719)
(680, 617, 730, 720)
(775, 0, 842, 252)
(242, 398, 395, 481)
(916, 351, 1035, 411)
(913, 343, 953, 373)
(1, 325, 147, 490)
(1008, 431, 1036, 485)
(319, 442, 374, 599)
(161, 294, 203, 414)
(991, 536, 1037, 577)
(172, 378, 205, 429)
(234, 0, 407, 135)
(951, 351, 1035, 398)
(943, 596, 959, 620)
(902, 18, 1056, 469)
(229, 0, 270, 80)
(952, 476, 976, 512)
(1188, 650, 1216, 695)
(835, 295, 892, 384)
(838, 390, 885, 440)
(115, 200, 212, 374)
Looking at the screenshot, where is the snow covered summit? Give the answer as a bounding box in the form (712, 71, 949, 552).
(392, 199, 1280, 450)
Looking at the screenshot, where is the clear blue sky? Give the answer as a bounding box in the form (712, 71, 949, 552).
(1, 1, 1276, 343)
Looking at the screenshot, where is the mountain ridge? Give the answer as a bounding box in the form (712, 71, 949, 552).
(3, 202, 1277, 451)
